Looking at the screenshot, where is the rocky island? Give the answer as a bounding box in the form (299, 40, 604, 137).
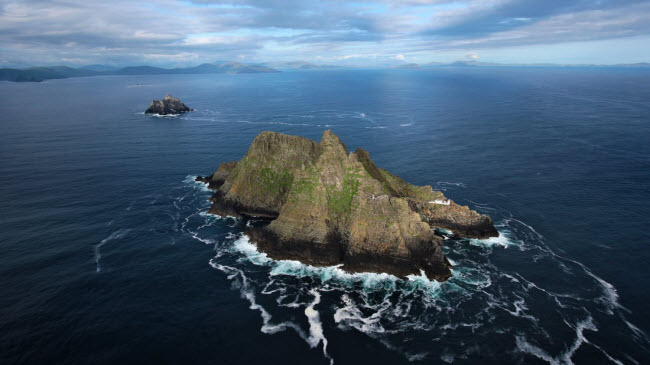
(145, 94, 191, 115)
(197, 131, 498, 281)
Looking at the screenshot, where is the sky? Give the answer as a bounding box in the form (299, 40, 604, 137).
(1, 0, 650, 67)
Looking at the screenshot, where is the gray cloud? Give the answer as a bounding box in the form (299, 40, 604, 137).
(0, 0, 649, 66)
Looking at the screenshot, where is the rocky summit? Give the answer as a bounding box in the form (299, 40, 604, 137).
(145, 94, 191, 115)
(197, 130, 498, 281)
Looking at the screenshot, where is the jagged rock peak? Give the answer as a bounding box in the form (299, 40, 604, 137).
(196, 130, 499, 281)
(145, 94, 191, 115)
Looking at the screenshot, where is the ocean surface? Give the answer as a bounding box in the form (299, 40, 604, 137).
(1, 68, 649, 364)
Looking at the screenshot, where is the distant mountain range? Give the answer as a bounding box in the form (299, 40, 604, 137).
(259, 61, 342, 70)
(2, 60, 649, 82)
(416, 60, 650, 68)
(0, 61, 279, 82)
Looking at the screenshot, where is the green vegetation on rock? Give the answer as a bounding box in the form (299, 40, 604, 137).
(289, 167, 320, 202)
(259, 167, 294, 195)
(327, 172, 359, 217)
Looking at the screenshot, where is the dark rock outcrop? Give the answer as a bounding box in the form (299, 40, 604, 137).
(145, 94, 191, 115)
(199, 130, 498, 281)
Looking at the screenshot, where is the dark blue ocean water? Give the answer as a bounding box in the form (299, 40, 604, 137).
(1, 68, 649, 364)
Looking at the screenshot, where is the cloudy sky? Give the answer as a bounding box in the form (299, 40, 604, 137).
(1, 0, 650, 67)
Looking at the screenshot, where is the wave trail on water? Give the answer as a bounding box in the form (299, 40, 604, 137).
(305, 290, 333, 364)
(94, 228, 131, 272)
(162, 175, 650, 364)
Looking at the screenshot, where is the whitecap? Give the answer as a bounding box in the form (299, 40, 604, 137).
(405, 270, 443, 296)
(468, 231, 519, 249)
(183, 175, 212, 193)
(148, 113, 181, 118)
(229, 234, 406, 290)
(231, 235, 272, 265)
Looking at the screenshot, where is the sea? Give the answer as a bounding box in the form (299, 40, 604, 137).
(1, 67, 649, 364)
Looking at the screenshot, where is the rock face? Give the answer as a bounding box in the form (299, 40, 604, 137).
(197, 130, 498, 281)
(145, 94, 191, 115)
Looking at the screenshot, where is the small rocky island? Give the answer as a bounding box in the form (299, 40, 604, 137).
(145, 94, 191, 115)
(197, 131, 498, 281)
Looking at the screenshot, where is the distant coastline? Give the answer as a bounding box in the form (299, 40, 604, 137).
(2, 60, 649, 83)
(0, 61, 279, 82)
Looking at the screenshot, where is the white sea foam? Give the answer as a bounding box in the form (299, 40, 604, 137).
(436, 228, 454, 236)
(561, 317, 597, 364)
(183, 175, 212, 193)
(187, 230, 215, 245)
(305, 290, 333, 364)
(405, 270, 443, 295)
(189, 172, 646, 364)
(230, 235, 406, 290)
(232, 235, 272, 265)
(515, 335, 556, 364)
(436, 181, 467, 188)
(148, 113, 181, 118)
(623, 318, 649, 341)
(270, 260, 399, 290)
(515, 316, 605, 365)
(468, 231, 519, 249)
(209, 261, 309, 340)
(94, 228, 131, 272)
(334, 294, 387, 334)
(406, 352, 428, 362)
(540, 244, 625, 313)
(451, 267, 492, 290)
(440, 352, 455, 363)
(501, 217, 544, 239)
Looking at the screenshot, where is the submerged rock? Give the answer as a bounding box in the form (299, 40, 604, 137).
(199, 130, 498, 281)
(145, 94, 191, 115)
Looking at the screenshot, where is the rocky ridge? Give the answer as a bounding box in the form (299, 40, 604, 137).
(197, 130, 498, 281)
